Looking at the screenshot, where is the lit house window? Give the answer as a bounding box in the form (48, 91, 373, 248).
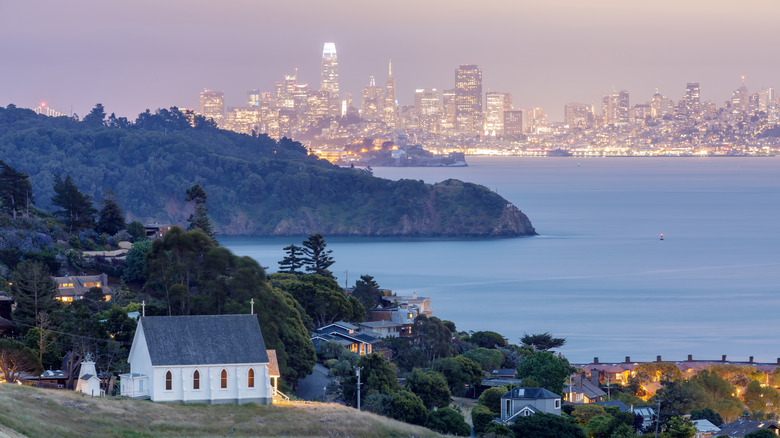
(221, 369, 227, 389)
(248, 369, 255, 388)
(193, 370, 200, 390)
(165, 370, 172, 390)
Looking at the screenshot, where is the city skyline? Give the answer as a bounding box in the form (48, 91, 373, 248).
(2, 1, 780, 121)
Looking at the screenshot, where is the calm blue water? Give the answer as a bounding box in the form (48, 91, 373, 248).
(220, 157, 780, 364)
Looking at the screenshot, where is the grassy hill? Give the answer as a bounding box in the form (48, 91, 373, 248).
(0, 105, 535, 237)
(0, 384, 443, 438)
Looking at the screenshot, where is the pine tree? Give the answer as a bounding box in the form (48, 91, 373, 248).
(51, 174, 97, 233)
(301, 233, 335, 278)
(278, 244, 305, 274)
(96, 190, 126, 235)
(9, 260, 60, 331)
(185, 184, 215, 239)
(0, 160, 33, 219)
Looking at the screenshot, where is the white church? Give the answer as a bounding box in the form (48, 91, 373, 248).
(120, 314, 275, 404)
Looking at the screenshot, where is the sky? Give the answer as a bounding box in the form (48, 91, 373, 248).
(2, 0, 779, 121)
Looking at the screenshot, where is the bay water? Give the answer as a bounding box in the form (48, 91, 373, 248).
(220, 157, 780, 364)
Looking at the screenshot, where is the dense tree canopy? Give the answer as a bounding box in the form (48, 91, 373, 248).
(9, 260, 60, 329)
(0, 160, 33, 219)
(516, 350, 575, 395)
(51, 174, 97, 233)
(95, 191, 126, 235)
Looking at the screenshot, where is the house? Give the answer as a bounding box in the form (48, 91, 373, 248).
(52, 274, 112, 302)
(357, 320, 404, 338)
(119, 314, 273, 404)
(693, 419, 721, 438)
(631, 405, 656, 431)
(75, 354, 102, 396)
(500, 387, 562, 423)
(491, 369, 517, 379)
(311, 321, 381, 356)
(145, 223, 174, 240)
(714, 419, 780, 437)
(369, 306, 418, 337)
(564, 373, 606, 404)
(380, 291, 433, 316)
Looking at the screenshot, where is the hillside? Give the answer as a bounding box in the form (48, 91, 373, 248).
(0, 105, 536, 237)
(0, 385, 443, 438)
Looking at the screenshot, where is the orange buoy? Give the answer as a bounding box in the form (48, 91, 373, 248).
(660, 233, 664, 241)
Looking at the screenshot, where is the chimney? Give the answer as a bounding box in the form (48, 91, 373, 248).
(722, 355, 727, 362)
(591, 370, 601, 387)
(749, 356, 754, 364)
(625, 356, 631, 363)
(656, 355, 662, 363)
(687, 354, 693, 362)
(594, 357, 599, 364)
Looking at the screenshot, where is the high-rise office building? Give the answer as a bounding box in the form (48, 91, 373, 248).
(682, 83, 701, 118)
(601, 90, 629, 125)
(484, 92, 512, 136)
(455, 64, 483, 135)
(413, 88, 441, 132)
(361, 75, 384, 120)
(200, 89, 225, 126)
(526, 107, 547, 132)
(246, 89, 261, 107)
(757, 88, 776, 113)
(564, 103, 595, 128)
(321, 42, 339, 95)
(503, 110, 524, 136)
(731, 85, 748, 113)
(441, 89, 457, 131)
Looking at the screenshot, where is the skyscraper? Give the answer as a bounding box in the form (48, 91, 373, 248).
(503, 110, 524, 136)
(320, 42, 339, 95)
(383, 59, 398, 128)
(200, 89, 224, 126)
(682, 82, 701, 118)
(601, 90, 629, 125)
(455, 64, 483, 135)
(564, 103, 595, 129)
(484, 92, 512, 136)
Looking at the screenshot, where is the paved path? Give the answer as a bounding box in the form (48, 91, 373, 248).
(296, 363, 332, 401)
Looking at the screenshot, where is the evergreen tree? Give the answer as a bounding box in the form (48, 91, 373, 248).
(51, 174, 97, 233)
(351, 274, 382, 314)
(0, 160, 33, 219)
(126, 220, 147, 242)
(9, 260, 60, 331)
(301, 233, 335, 278)
(185, 184, 215, 238)
(278, 244, 305, 274)
(96, 190, 126, 235)
(82, 103, 106, 128)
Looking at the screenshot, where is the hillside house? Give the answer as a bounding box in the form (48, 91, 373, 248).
(500, 387, 562, 423)
(311, 321, 380, 356)
(52, 274, 112, 302)
(119, 314, 273, 404)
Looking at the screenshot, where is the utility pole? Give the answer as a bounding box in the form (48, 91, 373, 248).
(356, 367, 362, 411)
(654, 399, 661, 438)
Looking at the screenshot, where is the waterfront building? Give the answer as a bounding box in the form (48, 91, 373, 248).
(455, 64, 483, 135)
(485, 92, 512, 136)
(199, 89, 224, 127)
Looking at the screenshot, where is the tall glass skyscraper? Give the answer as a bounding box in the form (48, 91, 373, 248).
(455, 64, 483, 135)
(321, 42, 339, 95)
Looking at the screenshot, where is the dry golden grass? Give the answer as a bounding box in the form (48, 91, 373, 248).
(0, 384, 442, 438)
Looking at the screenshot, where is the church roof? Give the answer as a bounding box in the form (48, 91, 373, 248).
(139, 315, 269, 366)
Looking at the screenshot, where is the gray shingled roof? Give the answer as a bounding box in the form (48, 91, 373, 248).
(140, 315, 269, 366)
(501, 387, 561, 400)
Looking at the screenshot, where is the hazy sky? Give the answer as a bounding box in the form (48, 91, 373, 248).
(2, 0, 779, 121)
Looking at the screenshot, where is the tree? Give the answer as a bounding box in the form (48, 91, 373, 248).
(470, 330, 508, 348)
(510, 412, 587, 438)
(389, 389, 427, 426)
(521, 332, 566, 351)
(52, 174, 97, 232)
(0, 338, 41, 383)
(301, 233, 335, 278)
(609, 423, 636, 438)
(664, 416, 696, 438)
(351, 275, 382, 315)
(185, 184, 215, 238)
(745, 429, 779, 438)
(516, 350, 575, 395)
(432, 355, 483, 394)
(425, 407, 471, 436)
(82, 103, 107, 128)
(652, 379, 708, 426)
(406, 368, 451, 410)
(0, 160, 33, 219)
(9, 260, 60, 330)
(278, 244, 305, 274)
(96, 191, 126, 235)
(342, 352, 398, 407)
(126, 220, 147, 242)
(478, 386, 509, 414)
(123, 240, 152, 283)
(463, 347, 504, 372)
(471, 404, 496, 434)
(572, 404, 608, 426)
(690, 407, 724, 426)
(412, 315, 453, 363)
